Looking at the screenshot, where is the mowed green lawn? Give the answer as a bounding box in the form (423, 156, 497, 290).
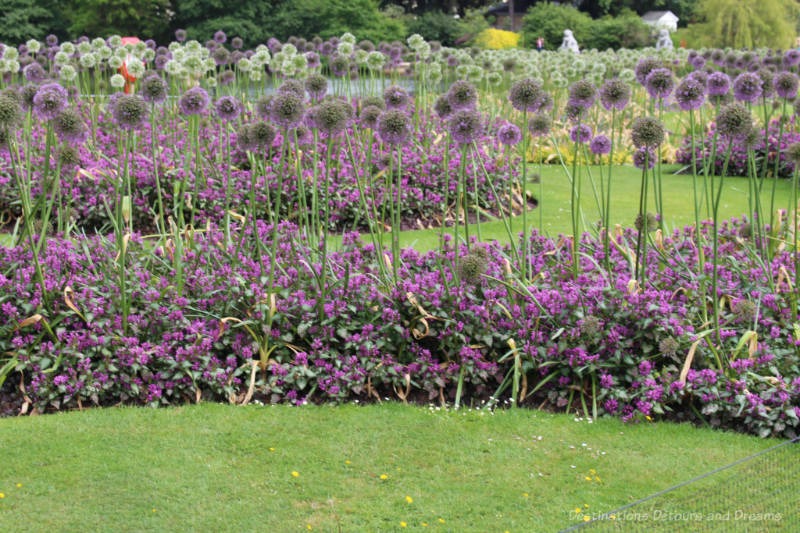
(398, 164, 793, 251)
(0, 403, 778, 532)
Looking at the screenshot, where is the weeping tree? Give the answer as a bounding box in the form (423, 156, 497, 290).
(695, 0, 798, 49)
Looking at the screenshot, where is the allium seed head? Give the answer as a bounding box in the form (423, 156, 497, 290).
(377, 109, 411, 144)
(716, 103, 753, 139)
(599, 78, 630, 111)
(630, 116, 664, 148)
(508, 78, 544, 112)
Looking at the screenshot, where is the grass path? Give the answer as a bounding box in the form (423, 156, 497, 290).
(0, 403, 777, 532)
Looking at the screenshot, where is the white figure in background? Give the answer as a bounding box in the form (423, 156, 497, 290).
(656, 29, 673, 50)
(560, 29, 580, 53)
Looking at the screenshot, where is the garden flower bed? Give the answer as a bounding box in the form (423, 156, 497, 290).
(1, 31, 799, 441)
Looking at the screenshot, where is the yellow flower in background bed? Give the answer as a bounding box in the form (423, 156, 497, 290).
(477, 28, 519, 50)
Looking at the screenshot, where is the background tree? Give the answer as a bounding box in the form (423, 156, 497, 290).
(169, 0, 280, 48)
(692, 0, 798, 49)
(520, 3, 592, 50)
(63, 0, 171, 39)
(406, 10, 463, 46)
(272, 0, 406, 43)
(0, 0, 68, 43)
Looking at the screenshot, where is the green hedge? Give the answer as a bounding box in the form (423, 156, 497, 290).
(521, 4, 653, 51)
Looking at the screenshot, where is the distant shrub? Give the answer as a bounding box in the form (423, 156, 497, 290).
(476, 28, 519, 50)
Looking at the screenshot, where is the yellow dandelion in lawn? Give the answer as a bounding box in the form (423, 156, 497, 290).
(421, 523, 428, 527)
(380, 474, 388, 480)
(584, 516, 591, 522)
(523, 493, 529, 498)
(595, 477, 600, 482)
(438, 518, 445, 523)
(152, 509, 156, 513)
(0, 493, 4, 499)
(610, 515, 616, 520)
(584, 476, 592, 481)
(16, 484, 21, 488)
(584, 504, 589, 508)
(269, 447, 275, 451)
(405, 496, 413, 503)
(291, 471, 299, 478)
(646, 415, 652, 421)
(345, 460, 351, 465)
(307, 525, 313, 530)
(574, 508, 581, 514)
(589, 469, 596, 475)
(400, 522, 407, 528)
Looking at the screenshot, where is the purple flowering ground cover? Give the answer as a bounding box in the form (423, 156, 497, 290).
(2, 216, 799, 439)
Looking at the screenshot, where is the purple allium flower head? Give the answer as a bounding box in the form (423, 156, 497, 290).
(690, 55, 706, 70)
(175, 29, 187, 42)
(434, 94, 452, 120)
(635, 57, 661, 85)
(46, 34, 58, 47)
(179, 87, 209, 116)
(219, 70, 235, 85)
(33, 83, 67, 120)
(270, 90, 305, 127)
(509, 78, 544, 112)
(0, 95, 22, 130)
(19, 84, 38, 111)
(383, 84, 409, 110)
(631, 116, 664, 148)
(140, 75, 167, 104)
(686, 69, 708, 86)
(447, 108, 483, 145)
(716, 102, 753, 139)
(214, 30, 227, 44)
(497, 122, 521, 146)
(212, 46, 230, 66)
(312, 100, 349, 136)
(214, 96, 240, 121)
(785, 49, 800, 67)
(633, 146, 655, 169)
(305, 51, 321, 69)
(111, 94, 147, 130)
(733, 72, 762, 103)
(774, 71, 798, 99)
(23, 62, 46, 83)
(447, 80, 477, 111)
(377, 109, 411, 144)
(599, 78, 631, 111)
(231, 37, 243, 50)
(706, 71, 731, 96)
(756, 68, 775, 99)
(674, 77, 706, 111)
(278, 79, 304, 97)
(644, 68, 675, 99)
(304, 73, 327, 101)
(53, 107, 88, 144)
(359, 104, 382, 130)
(568, 79, 597, 109)
(569, 123, 592, 144)
(527, 113, 551, 137)
(589, 134, 611, 155)
(330, 55, 350, 77)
